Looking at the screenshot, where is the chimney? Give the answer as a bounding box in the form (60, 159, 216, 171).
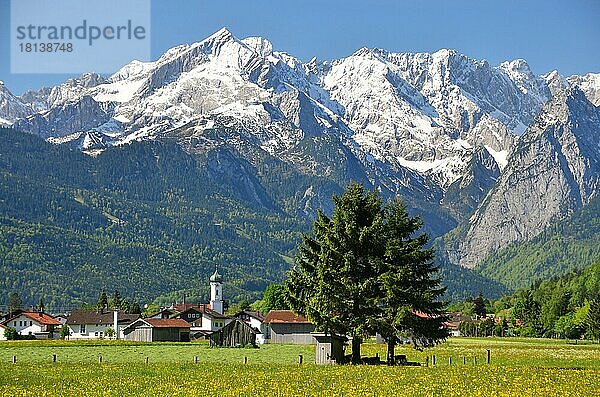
(113, 310, 119, 340)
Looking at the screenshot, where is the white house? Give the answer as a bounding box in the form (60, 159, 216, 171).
(0, 323, 7, 340)
(235, 310, 267, 344)
(1, 311, 62, 339)
(66, 309, 140, 339)
(174, 305, 230, 335)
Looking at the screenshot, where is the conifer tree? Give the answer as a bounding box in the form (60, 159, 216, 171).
(586, 297, 600, 341)
(286, 182, 448, 364)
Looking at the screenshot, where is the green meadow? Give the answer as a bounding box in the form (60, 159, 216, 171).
(1, 338, 599, 396)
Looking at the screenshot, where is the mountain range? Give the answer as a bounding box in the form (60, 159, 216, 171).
(1, 28, 598, 307)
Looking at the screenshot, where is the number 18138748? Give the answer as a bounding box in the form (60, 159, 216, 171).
(19, 42, 73, 52)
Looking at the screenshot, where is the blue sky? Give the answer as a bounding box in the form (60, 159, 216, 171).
(1, 0, 599, 94)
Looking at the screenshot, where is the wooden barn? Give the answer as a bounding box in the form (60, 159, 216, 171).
(263, 310, 315, 344)
(209, 318, 258, 347)
(122, 318, 190, 342)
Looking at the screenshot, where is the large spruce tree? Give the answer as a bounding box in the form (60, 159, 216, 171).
(376, 198, 447, 364)
(286, 182, 447, 364)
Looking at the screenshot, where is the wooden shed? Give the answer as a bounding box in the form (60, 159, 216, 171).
(263, 310, 315, 344)
(123, 318, 190, 342)
(313, 333, 348, 364)
(209, 318, 258, 347)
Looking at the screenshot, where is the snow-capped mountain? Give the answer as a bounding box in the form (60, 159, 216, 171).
(4, 28, 600, 265)
(0, 81, 34, 125)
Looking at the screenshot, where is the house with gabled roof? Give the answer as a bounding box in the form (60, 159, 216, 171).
(235, 310, 267, 344)
(1, 310, 61, 339)
(172, 304, 230, 337)
(66, 309, 140, 339)
(123, 318, 190, 342)
(263, 310, 315, 344)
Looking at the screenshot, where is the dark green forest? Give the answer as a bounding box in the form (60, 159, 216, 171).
(492, 261, 600, 339)
(0, 127, 306, 309)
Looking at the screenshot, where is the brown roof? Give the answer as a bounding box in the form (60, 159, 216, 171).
(144, 318, 190, 328)
(264, 310, 311, 324)
(67, 309, 139, 325)
(3, 311, 61, 326)
(174, 304, 230, 319)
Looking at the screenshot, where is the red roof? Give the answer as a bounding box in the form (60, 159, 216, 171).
(264, 310, 311, 324)
(144, 318, 191, 328)
(4, 311, 61, 326)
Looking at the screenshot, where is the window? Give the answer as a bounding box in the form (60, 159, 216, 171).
(29, 321, 32, 326)
(19, 321, 22, 327)
(13, 321, 16, 326)
(80, 324, 86, 333)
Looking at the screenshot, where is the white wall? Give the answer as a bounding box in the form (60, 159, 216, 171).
(68, 323, 123, 339)
(6, 315, 44, 336)
(247, 317, 266, 344)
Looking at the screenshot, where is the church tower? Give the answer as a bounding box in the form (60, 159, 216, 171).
(209, 268, 224, 314)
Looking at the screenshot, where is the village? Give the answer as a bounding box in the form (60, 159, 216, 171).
(1, 269, 516, 365)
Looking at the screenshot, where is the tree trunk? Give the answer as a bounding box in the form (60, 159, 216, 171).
(387, 335, 396, 366)
(351, 336, 362, 364)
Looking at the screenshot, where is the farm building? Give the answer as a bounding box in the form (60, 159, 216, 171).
(123, 318, 191, 342)
(1, 310, 61, 339)
(263, 310, 315, 344)
(66, 309, 140, 339)
(235, 310, 267, 344)
(209, 318, 258, 347)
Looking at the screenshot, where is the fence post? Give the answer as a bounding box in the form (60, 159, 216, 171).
(463, 356, 466, 365)
(244, 356, 248, 364)
(12, 356, 16, 364)
(432, 355, 436, 365)
(298, 355, 303, 364)
(486, 349, 491, 364)
(194, 356, 198, 364)
(449, 357, 452, 365)
(425, 356, 429, 367)
(473, 357, 477, 365)
(145, 357, 149, 364)
(99, 355, 102, 363)
(53, 354, 56, 363)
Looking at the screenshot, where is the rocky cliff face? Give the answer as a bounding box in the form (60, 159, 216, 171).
(444, 87, 600, 268)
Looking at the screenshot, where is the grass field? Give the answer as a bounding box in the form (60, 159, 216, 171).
(1, 338, 599, 396)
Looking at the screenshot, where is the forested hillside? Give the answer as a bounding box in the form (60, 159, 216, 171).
(493, 261, 600, 339)
(0, 127, 305, 309)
